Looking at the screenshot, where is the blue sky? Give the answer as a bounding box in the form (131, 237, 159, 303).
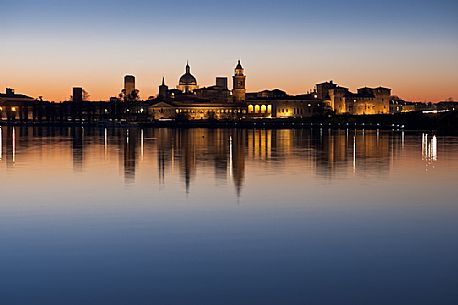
(1, 0, 457, 101)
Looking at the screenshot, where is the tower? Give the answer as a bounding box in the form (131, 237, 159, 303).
(72, 87, 83, 103)
(124, 75, 135, 96)
(158, 77, 169, 99)
(232, 60, 246, 102)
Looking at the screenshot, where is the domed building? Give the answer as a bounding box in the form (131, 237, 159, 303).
(177, 62, 198, 93)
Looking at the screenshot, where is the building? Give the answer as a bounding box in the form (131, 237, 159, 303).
(436, 101, 458, 112)
(246, 89, 324, 118)
(149, 61, 248, 121)
(0, 88, 38, 121)
(194, 77, 231, 103)
(158, 77, 168, 99)
(150, 76, 244, 120)
(316, 80, 337, 100)
(124, 75, 135, 96)
(321, 81, 391, 115)
(177, 62, 198, 93)
(72, 87, 83, 103)
(232, 60, 246, 102)
(149, 98, 244, 121)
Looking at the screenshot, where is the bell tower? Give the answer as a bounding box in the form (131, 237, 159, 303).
(232, 60, 246, 102)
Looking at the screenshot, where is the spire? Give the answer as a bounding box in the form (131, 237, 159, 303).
(235, 59, 243, 71)
(162, 76, 165, 86)
(186, 61, 190, 74)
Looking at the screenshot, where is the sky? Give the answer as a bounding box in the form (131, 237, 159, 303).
(0, 0, 457, 102)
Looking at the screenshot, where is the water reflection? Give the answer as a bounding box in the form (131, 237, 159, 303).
(422, 133, 438, 171)
(0, 127, 444, 194)
(1, 127, 457, 305)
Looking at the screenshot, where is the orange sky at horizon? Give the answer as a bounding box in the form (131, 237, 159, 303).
(1, 69, 456, 103)
(1, 37, 457, 103)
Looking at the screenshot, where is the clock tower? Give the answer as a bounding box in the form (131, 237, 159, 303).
(232, 60, 246, 102)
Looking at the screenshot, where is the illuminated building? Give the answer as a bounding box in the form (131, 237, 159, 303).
(0, 88, 37, 121)
(149, 98, 244, 121)
(316, 80, 337, 101)
(246, 89, 324, 118)
(323, 82, 391, 115)
(177, 62, 198, 93)
(150, 62, 245, 120)
(232, 60, 246, 102)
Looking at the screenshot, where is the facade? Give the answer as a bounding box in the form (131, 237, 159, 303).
(316, 80, 337, 100)
(323, 82, 391, 115)
(149, 99, 244, 121)
(246, 90, 324, 118)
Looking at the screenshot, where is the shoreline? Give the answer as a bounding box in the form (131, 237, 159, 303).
(0, 111, 457, 134)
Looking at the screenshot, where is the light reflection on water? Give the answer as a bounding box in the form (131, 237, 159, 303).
(0, 127, 458, 305)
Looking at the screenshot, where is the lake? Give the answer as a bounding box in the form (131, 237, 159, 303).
(0, 127, 457, 305)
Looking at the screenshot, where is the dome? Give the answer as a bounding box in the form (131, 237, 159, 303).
(179, 63, 197, 86)
(234, 60, 244, 76)
(179, 73, 197, 85)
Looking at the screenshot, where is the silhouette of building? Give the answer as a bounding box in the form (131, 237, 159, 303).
(72, 87, 83, 103)
(158, 77, 168, 99)
(194, 77, 231, 103)
(0, 88, 37, 121)
(124, 75, 136, 96)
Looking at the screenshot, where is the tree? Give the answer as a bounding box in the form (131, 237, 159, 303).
(119, 89, 140, 102)
(83, 89, 90, 101)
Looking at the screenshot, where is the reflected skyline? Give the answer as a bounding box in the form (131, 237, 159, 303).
(0, 127, 451, 196)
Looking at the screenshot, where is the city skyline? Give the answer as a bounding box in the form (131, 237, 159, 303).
(1, 0, 457, 102)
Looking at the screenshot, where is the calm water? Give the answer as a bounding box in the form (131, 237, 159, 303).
(0, 127, 457, 305)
